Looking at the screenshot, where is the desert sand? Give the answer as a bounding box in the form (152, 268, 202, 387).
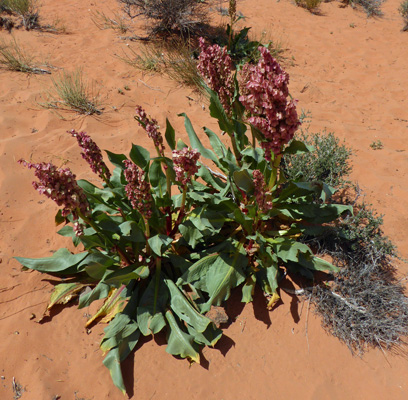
(1, 0, 408, 399)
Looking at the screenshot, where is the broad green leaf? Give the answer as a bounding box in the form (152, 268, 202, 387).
(283, 140, 314, 155)
(165, 118, 176, 150)
(137, 273, 168, 335)
(105, 151, 127, 169)
(129, 144, 150, 170)
(241, 274, 256, 303)
(202, 245, 247, 312)
(208, 90, 234, 134)
(178, 254, 218, 292)
(119, 221, 146, 243)
(179, 113, 220, 166)
(103, 348, 126, 395)
(149, 159, 167, 196)
(203, 127, 227, 159)
(104, 265, 149, 286)
(165, 310, 200, 363)
(15, 248, 88, 275)
(179, 221, 204, 248)
(186, 323, 223, 347)
(165, 279, 211, 333)
(233, 169, 255, 194)
(148, 234, 173, 257)
(78, 281, 110, 308)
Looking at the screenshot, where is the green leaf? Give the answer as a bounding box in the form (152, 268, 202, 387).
(202, 244, 247, 312)
(165, 279, 212, 333)
(283, 140, 314, 155)
(208, 90, 234, 134)
(179, 113, 220, 166)
(15, 248, 88, 275)
(165, 118, 176, 150)
(149, 159, 167, 196)
(105, 151, 127, 169)
(203, 127, 227, 159)
(233, 169, 255, 194)
(137, 274, 168, 336)
(104, 265, 149, 286)
(103, 348, 127, 395)
(148, 234, 173, 257)
(178, 253, 218, 292)
(165, 310, 200, 363)
(119, 221, 146, 243)
(129, 144, 150, 170)
(78, 281, 110, 308)
(241, 274, 256, 303)
(186, 323, 223, 347)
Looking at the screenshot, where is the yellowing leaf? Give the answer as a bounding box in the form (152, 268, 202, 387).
(85, 287, 127, 328)
(267, 292, 280, 310)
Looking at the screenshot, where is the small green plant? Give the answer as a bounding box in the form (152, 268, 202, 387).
(283, 129, 353, 189)
(42, 69, 102, 115)
(295, 0, 322, 13)
(1, 0, 39, 29)
(91, 10, 129, 34)
(370, 140, 383, 150)
(399, 0, 408, 31)
(0, 37, 50, 74)
(345, 0, 384, 17)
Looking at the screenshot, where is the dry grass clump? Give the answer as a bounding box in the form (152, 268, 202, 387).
(122, 40, 206, 92)
(118, 0, 212, 36)
(91, 10, 130, 34)
(1, 0, 39, 29)
(0, 37, 50, 73)
(42, 69, 102, 115)
(399, 0, 408, 31)
(295, 0, 322, 13)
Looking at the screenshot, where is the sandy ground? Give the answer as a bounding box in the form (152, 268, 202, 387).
(1, 0, 408, 399)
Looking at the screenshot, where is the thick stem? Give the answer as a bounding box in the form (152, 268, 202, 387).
(268, 154, 282, 190)
(153, 257, 162, 314)
(230, 133, 242, 167)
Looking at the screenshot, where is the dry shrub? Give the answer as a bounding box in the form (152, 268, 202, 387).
(118, 0, 212, 36)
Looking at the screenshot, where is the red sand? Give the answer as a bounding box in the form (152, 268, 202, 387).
(1, 0, 408, 398)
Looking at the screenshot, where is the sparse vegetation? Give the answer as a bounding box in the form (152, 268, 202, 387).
(1, 0, 40, 29)
(118, 0, 212, 36)
(295, 0, 323, 13)
(399, 0, 408, 31)
(42, 69, 102, 115)
(0, 37, 50, 74)
(283, 128, 353, 189)
(91, 10, 129, 34)
(370, 140, 383, 150)
(345, 0, 384, 17)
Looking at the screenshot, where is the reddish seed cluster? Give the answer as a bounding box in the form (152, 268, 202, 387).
(197, 37, 235, 115)
(239, 47, 300, 160)
(252, 169, 272, 213)
(172, 148, 201, 186)
(135, 106, 165, 156)
(69, 130, 111, 181)
(123, 160, 153, 219)
(19, 160, 90, 235)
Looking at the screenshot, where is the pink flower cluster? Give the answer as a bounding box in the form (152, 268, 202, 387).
(135, 106, 165, 156)
(123, 160, 152, 219)
(239, 47, 300, 161)
(69, 130, 111, 181)
(197, 37, 234, 115)
(252, 170, 272, 213)
(172, 148, 200, 186)
(19, 160, 90, 235)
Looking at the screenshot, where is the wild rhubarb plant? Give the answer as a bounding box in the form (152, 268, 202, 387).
(16, 40, 351, 394)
